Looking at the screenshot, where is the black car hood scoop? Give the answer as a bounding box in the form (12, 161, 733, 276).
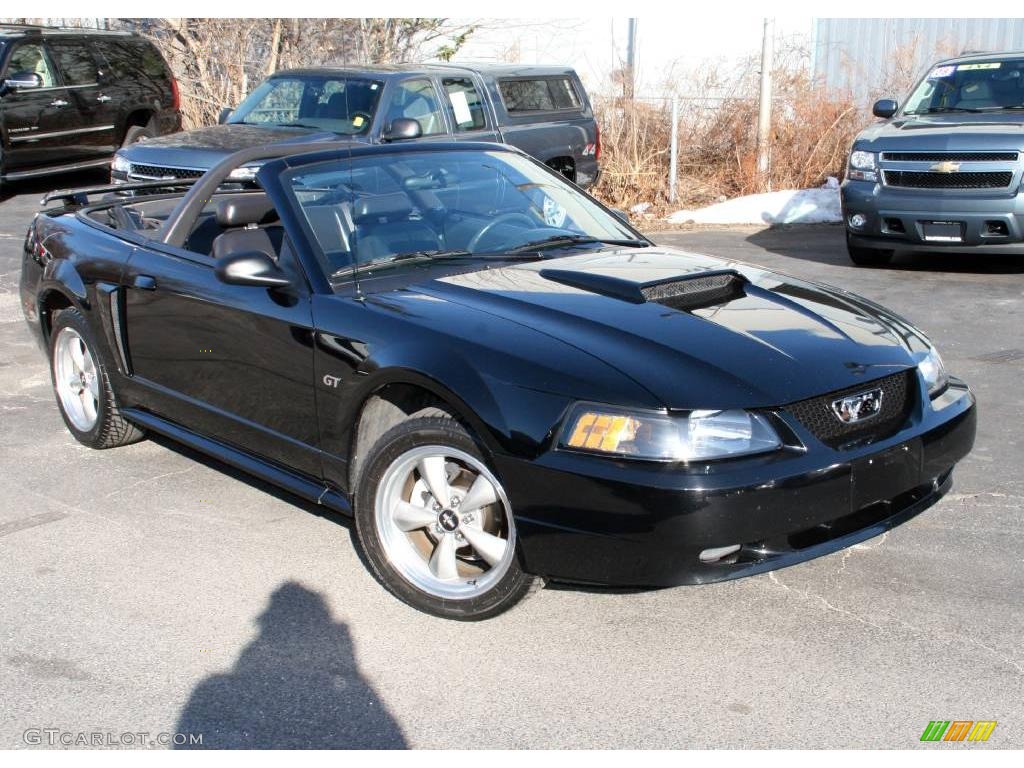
(539, 267, 747, 311)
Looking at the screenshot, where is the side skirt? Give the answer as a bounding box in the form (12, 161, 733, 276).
(122, 408, 352, 516)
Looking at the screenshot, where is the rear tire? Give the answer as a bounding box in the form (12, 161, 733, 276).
(354, 414, 537, 620)
(49, 308, 144, 449)
(846, 233, 894, 266)
(121, 119, 155, 147)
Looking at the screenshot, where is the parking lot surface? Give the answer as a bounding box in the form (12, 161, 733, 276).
(1, 171, 1021, 749)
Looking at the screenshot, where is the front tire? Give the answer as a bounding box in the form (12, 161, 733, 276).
(354, 415, 537, 620)
(846, 233, 894, 266)
(49, 308, 144, 449)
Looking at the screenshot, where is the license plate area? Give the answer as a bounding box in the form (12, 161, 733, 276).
(921, 220, 964, 242)
(851, 439, 922, 511)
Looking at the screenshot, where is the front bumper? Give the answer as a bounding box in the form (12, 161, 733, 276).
(500, 379, 976, 587)
(842, 178, 1024, 253)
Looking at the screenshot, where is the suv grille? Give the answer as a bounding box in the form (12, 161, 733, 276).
(128, 163, 205, 180)
(785, 370, 916, 449)
(883, 170, 1012, 189)
(881, 151, 1018, 162)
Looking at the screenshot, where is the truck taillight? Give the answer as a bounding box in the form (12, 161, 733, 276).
(170, 75, 180, 112)
(594, 122, 601, 160)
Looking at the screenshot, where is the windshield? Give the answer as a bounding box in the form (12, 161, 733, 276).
(283, 149, 641, 283)
(904, 58, 1024, 114)
(229, 75, 383, 135)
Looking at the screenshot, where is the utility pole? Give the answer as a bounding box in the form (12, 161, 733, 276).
(669, 96, 679, 203)
(756, 17, 774, 187)
(625, 17, 638, 99)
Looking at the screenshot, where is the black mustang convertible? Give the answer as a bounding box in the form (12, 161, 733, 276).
(20, 141, 976, 619)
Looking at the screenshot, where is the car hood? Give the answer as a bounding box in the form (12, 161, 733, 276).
(856, 112, 1024, 150)
(119, 124, 347, 169)
(410, 247, 924, 410)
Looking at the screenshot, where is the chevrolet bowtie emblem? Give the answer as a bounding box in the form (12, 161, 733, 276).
(930, 160, 961, 173)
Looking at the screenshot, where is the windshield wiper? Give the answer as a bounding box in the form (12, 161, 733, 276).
(509, 234, 648, 252)
(330, 249, 541, 279)
(278, 122, 323, 130)
(912, 106, 988, 114)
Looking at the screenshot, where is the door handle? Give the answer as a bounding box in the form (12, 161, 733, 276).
(96, 94, 111, 103)
(50, 99, 69, 107)
(132, 275, 157, 291)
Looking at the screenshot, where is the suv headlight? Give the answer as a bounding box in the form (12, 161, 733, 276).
(915, 347, 948, 396)
(560, 404, 781, 462)
(111, 153, 131, 174)
(848, 150, 878, 182)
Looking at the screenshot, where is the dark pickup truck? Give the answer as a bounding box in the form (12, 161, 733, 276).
(112, 63, 601, 189)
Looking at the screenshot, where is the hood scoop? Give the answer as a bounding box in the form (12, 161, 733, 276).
(539, 268, 747, 311)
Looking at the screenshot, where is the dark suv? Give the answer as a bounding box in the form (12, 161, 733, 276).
(111, 63, 600, 188)
(843, 50, 1024, 265)
(0, 24, 180, 190)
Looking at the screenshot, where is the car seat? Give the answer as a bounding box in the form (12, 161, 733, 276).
(210, 195, 284, 259)
(352, 193, 441, 262)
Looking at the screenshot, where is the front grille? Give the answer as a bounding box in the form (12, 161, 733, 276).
(881, 151, 1018, 162)
(128, 163, 205, 180)
(883, 170, 1012, 189)
(640, 272, 746, 311)
(785, 370, 915, 449)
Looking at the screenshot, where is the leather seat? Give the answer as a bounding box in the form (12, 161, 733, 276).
(211, 195, 284, 260)
(352, 193, 441, 262)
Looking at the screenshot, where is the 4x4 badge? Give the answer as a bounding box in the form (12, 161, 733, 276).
(831, 388, 884, 424)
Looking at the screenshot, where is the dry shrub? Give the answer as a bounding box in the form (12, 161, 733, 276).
(592, 57, 863, 215)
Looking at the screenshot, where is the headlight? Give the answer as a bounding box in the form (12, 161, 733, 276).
(111, 154, 131, 174)
(915, 347, 948, 396)
(560, 404, 782, 462)
(228, 165, 259, 182)
(848, 150, 878, 182)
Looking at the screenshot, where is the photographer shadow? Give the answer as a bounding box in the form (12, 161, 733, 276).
(175, 581, 406, 749)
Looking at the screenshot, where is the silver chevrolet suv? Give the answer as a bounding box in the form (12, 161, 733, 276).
(842, 51, 1024, 266)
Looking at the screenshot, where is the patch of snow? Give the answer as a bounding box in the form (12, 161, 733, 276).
(630, 202, 652, 214)
(667, 178, 842, 225)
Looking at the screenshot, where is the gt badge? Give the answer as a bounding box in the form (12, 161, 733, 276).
(831, 388, 884, 424)
(322, 374, 342, 388)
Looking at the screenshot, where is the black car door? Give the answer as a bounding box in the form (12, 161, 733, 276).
(46, 38, 115, 158)
(120, 212, 320, 477)
(0, 41, 73, 172)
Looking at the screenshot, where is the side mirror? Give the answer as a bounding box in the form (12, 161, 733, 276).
(872, 99, 898, 119)
(1, 71, 43, 95)
(610, 208, 630, 224)
(214, 251, 291, 288)
(218, 107, 233, 125)
(381, 117, 422, 142)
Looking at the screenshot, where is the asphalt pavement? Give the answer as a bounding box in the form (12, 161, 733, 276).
(0, 170, 1021, 748)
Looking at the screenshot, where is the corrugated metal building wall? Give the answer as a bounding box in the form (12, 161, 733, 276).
(813, 18, 1024, 101)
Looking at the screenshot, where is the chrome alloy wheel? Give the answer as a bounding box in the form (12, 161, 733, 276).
(53, 327, 100, 431)
(374, 445, 517, 600)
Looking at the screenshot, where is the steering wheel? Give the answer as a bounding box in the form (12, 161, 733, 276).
(467, 212, 537, 252)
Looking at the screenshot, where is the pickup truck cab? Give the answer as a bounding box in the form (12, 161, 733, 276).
(112, 63, 600, 189)
(842, 50, 1024, 265)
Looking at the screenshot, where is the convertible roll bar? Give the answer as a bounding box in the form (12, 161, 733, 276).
(160, 141, 357, 248)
